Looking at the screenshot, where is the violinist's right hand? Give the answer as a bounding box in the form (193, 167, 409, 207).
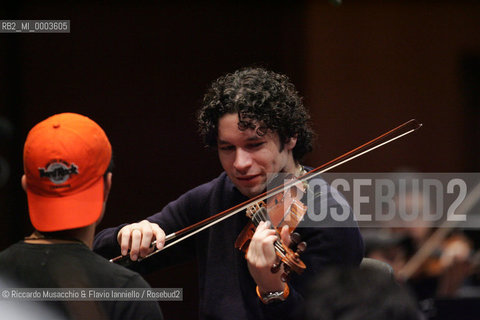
(117, 220, 165, 261)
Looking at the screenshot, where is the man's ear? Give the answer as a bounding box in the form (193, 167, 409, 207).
(21, 175, 27, 192)
(285, 135, 298, 151)
(104, 172, 112, 201)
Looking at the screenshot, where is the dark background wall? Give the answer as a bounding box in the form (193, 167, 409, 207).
(304, 1, 480, 173)
(1, 1, 479, 318)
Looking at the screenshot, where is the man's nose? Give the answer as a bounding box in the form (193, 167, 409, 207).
(233, 148, 252, 172)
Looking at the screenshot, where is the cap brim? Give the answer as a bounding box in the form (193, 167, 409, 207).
(27, 177, 105, 232)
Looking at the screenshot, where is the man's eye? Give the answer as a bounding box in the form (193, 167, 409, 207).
(248, 142, 264, 149)
(219, 146, 235, 151)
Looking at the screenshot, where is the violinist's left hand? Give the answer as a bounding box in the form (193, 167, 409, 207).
(246, 221, 291, 294)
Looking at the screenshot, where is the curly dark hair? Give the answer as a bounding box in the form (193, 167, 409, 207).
(197, 67, 313, 161)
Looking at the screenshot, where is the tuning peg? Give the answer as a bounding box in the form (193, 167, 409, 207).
(289, 232, 301, 248)
(271, 262, 282, 274)
(295, 241, 307, 257)
(281, 264, 292, 282)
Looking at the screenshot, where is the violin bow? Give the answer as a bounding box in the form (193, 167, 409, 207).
(111, 119, 422, 265)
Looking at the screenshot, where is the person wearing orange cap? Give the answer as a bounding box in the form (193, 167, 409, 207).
(0, 113, 163, 320)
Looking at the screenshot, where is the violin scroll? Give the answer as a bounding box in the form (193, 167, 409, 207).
(272, 232, 308, 282)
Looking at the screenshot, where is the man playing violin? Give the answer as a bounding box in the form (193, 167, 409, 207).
(94, 67, 364, 319)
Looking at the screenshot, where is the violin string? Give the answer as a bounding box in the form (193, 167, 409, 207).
(252, 206, 287, 256)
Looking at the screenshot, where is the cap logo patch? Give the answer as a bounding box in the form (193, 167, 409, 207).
(38, 160, 79, 185)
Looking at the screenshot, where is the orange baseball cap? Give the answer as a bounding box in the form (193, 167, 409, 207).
(23, 113, 112, 232)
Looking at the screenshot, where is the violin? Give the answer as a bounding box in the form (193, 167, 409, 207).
(417, 234, 471, 278)
(111, 119, 422, 278)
